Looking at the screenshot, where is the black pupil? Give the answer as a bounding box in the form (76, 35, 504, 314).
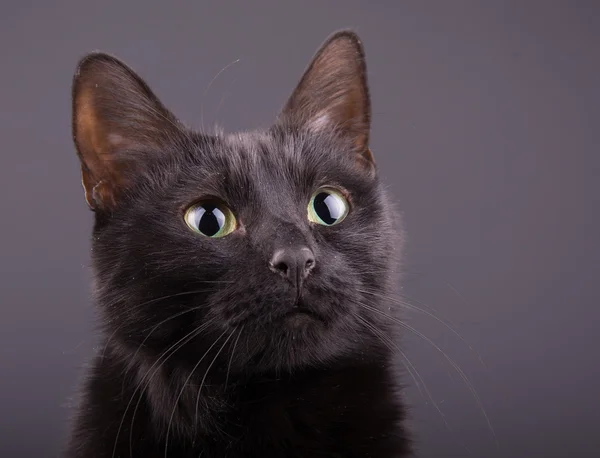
(196, 204, 225, 236)
(313, 192, 342, 225)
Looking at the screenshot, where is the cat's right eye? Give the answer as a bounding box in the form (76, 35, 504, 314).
(184, 201, 236, 238)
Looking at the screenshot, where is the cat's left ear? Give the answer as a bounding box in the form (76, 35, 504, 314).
(278, 31, 375, 173)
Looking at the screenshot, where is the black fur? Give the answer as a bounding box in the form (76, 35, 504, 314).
(65, 31, 411, 458)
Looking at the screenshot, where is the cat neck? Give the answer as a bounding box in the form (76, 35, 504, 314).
(123, 342, 395, 440)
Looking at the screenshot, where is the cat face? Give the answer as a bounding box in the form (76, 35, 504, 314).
(72, 31, 401, 373)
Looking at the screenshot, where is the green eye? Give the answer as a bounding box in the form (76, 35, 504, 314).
(308, 188, 349, 226)
(184, 201, 236, 237)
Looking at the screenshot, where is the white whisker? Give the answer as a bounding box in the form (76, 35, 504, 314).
(200, 58, 241, 132)
(194, 331, 235, 427)
(164, 330, 229, 458)
(356, 300, 496, 442)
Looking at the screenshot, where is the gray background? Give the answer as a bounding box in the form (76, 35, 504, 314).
(1, 1, 598, 457)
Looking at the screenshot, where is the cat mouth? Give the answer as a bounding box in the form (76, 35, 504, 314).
(282, 308, 322, 326)
(287, 308, 318, 318)
(282, 299, 324, 323)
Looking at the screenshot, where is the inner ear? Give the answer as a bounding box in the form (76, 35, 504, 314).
(278, 31, 374, 170)
(72, 52, 182, 211)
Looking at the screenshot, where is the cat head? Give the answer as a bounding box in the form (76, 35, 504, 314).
(72, 31, 402, 374)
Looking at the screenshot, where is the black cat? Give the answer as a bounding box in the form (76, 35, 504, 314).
(65, 30, 411, 458)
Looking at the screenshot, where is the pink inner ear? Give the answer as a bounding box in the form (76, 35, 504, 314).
(107, 133, 125, 148)
(307, 113, 331, 132)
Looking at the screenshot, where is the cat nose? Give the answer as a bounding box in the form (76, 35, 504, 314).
(269, 247, 316, 287)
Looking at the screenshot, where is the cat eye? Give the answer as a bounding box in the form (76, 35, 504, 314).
(184, 201, 237, 238)
(308, 188, 349, 226)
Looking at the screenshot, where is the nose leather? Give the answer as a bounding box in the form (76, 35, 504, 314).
(269, 246, 316, 289)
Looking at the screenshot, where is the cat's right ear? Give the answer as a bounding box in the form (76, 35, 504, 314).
(72, 53, 181, 212)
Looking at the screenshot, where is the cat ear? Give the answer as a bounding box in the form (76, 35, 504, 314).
(278, 31, 374, 172)
(72, 52, 181, 211)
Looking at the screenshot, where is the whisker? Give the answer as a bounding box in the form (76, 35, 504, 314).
(164, 329, 229, 458)
(358, 288, 486, 367)
(354, 313, 423, 393)
(101, 286, 223, 360)
(199, 58, 241, 132)
(399, 270, 489, 365)
(105, 285, 232, 314)
(126, 318, 217, 458)
(402, 293, 487, 369)
(126, 326, 206, 457)
(225, 327, 243, 390)
(356, 301, 497, 442)
(110, 314, 214, 458)
(353, 313, 451, 431)
(121, 302, 217, 388)
(194, 331, 235, 427)
(214, 77, 237, 129)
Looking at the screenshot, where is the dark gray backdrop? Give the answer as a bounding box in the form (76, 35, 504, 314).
(1, 1, 598, 457)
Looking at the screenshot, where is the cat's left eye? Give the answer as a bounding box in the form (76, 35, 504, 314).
(308, 188, 349, 226)
(184, 201, 236, 238)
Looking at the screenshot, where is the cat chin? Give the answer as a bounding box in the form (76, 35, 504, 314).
(236, 322, 360, 373)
